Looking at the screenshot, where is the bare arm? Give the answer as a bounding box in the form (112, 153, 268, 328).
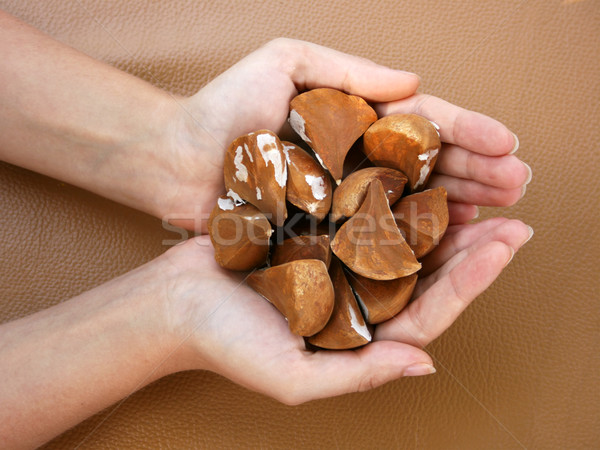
(0, 256, 189, 449)
(0, 10, 178, 218)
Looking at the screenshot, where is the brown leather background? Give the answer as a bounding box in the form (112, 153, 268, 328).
(1, 0, 598, 448)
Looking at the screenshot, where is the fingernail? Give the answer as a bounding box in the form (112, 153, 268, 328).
(523, 162, 532, 184)
(504, 247, 515, 267)
(509, 132, 520, 154)
(399, 70, 420, 81)
(472, 206, 480, 220)
(520, 183, 527, 199)
(404, 363, 436, 377)
(524, 225, 534, 245)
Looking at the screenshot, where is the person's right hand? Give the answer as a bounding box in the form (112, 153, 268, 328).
(374, 217, 532, 347)
(160, 216, 531, 405)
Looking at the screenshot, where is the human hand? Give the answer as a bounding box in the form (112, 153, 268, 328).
(376, 95, 531, 223)
(161, 217, 531, 404)
(374, 217, 532, 346)
(0, 196, 532, 448)
(157, 38, 530, 233)
(151, 39, 533, 402)
(161, 38, 419, 231)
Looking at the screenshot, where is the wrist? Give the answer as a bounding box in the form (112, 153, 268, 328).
(119, 92, 188, 220)
(97, 251, 192, 380)
(152, 96, 227, 233)
(0, 247, 195, 446)
(152, 237, 238, 373)
(86, 89, 187, 221)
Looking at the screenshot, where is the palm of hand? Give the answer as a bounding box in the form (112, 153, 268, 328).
(167, 69, 294, 231)
(169, 39, 527, 234)
(164, 237, 310, 401)
(165, 213, 529, 404)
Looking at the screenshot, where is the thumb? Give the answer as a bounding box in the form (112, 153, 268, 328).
(288, 341, 434, 404)
(262, 38, 420, 101)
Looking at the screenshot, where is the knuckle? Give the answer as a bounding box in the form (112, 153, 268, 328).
(355, 374, 378, 393)
(413, 94, 433, 117)
(465, 151, 478, 181)
(262, 37, 302, 59)
(263, 37, 291, 50)
(407, 304, 430, 345)
(261, 38, 304, 75)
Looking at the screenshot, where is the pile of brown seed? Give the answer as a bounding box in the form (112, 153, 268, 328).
(208, 88, 448, 349)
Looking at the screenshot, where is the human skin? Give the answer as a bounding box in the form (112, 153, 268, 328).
(0, 10, 532, 449)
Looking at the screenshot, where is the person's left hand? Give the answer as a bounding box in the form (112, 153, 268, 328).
(157, 38, 530, 233)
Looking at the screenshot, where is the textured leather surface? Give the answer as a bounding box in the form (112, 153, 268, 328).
(1, 0, 598, 448)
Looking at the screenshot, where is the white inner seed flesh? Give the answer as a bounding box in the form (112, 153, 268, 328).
(348, 303, 371, 341)
(256, 133, 287, 188)
(304, 175, 327, 200)
(289, 109, 311, 143)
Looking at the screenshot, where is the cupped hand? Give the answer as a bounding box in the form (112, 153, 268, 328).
(374, 218, 533, 346)
(161, 38, 530, 232)
(160, 217, 531, 405)
(376, 95, 531, 223)
(160, 235, 431, 405)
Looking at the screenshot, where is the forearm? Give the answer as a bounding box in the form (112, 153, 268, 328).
(0, 10, 179, 217)
(0, 259, 184, 449)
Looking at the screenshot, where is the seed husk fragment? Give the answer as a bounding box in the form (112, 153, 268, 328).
(363, 114, 441, 192)
(282, 141, 332, 223)
(331, 167, 407, 222)
(308, 258, 372, 349)
(223, 130, 288, 226)
(330, 179, 421, 280)
(289, 88, 377, 185)
(271, 234, 331, 268)
(247, 259, 334, 336)
(208, 197, 272, 271)
(346, 270, 417, 324)
(392, 186, 449, 259)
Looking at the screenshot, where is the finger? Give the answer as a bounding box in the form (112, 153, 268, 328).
(418, 218, 532, 285)
(374, 241, 514, 347)
(264, 39, 420, 101)
(279, 341, 434, 404)
(376, 93, 518, 156)
(428, 173, 525, 207)
(420, 217, 511, 275)
(435, 144, 532, 189)
(447, 201, 479, 225)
